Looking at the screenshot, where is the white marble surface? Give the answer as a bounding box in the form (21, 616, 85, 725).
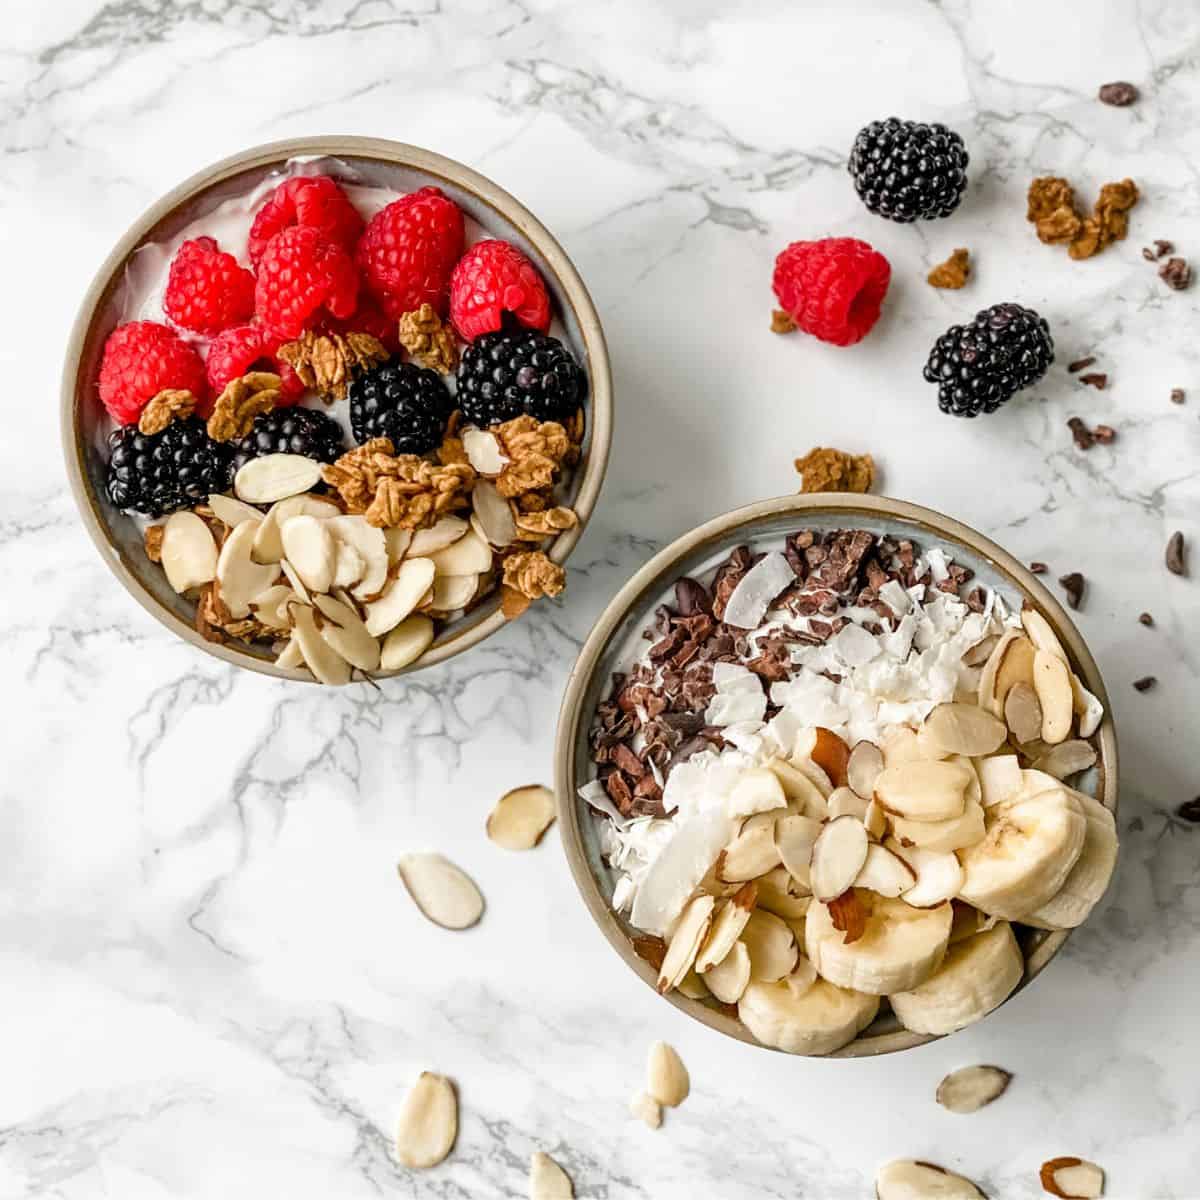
(2, 1, 1198, 1196)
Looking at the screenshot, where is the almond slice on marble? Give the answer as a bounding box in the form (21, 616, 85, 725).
(529, 1151, 574, 1199)
(429, 528, 493, 576)
(160, 511, 218, 593)
(486, 785, 556, 850)
(1040, 1157, 1105, 1199)
(718, 818, 781, 882)
(313, 594, 380, 672)
(408, 516, 470, 557)
(876, 1160, 984, 1200)
(281, 514, 336, 594)
(873, 760, 972, 823)
(977, 754, 1023, 808)
(1004, 681, 1043, 745)
(365, 557, 437, 637)
(656, 894, 715, 993)
(727, 767, 788, 818)
(935, 1064, 1012, 1114)
(461, 426, 509, 475)
(1022, 607, 1068, 663)
(325, 515, 390, 599)
(429, 573, 478, 613)
(827, 786, 870, 821)
(629, 1091, 662, 1130)
(741, 909, 799, 982)
(471, 479, 517, 548)
(1033, 650, 1074, 745)
(252, 494, 340, 564)
(216, 520, 280, 618)
(250, 584, 296, 630)
(888, 839, 964, 908)
(290, 602, 352, 685)
(646, 1041, 689, 1108)
(695, 882, 757, 971)
(704, 939, 751, 1003)
(275, 637, 304, 670)
(847, 740, 884, 799)
(395, 1071, 457, 1169)
(206, 492, 262, 527)
(754, 866, 812, 919)
(775, 813, 822, 889)
(811, 820, 868, 902)
(234, 453, 323, 505)
(919, 702, 1008, 758)
(1032, 740, 1097, 780)
(381, 614, 436, 671)
(332, 540, 365, 589)
(397, 853, 484, 930)
(854, 843, 916, 897)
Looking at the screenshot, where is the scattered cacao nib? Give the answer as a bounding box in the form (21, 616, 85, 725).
(1078, 372, 1108, 390)
(1058, 572, 1086, 610)
(1159, 257, 1191, 290)
(1132, 675, 1157, 692)
(1176, 798, 1200, 824)
(1068, 417, 1095, 450)
(1098, 81, 1138, 106)
(1170, 388, 1185, 405)
(1166, 530, 1187, 576)
(1143, 240, 1173, 261)
(1030, 561, 1048, 574)
(1067, 355, 1096, 374)
(1093, 424, 1116, 444)
(1138, 611, 1154, 626)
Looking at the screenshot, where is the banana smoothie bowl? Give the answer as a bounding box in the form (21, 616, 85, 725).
(555, 495, 1117, 1057)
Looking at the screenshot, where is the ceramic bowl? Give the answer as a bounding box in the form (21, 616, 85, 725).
(555, 494, 1118, 1057)
(62, 136, 612, 680)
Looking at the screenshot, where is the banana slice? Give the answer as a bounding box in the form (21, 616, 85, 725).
(1024, 790, 1117, 929)
(806, 891, 952, 995)
(958, 788, 1086, 920)
(738, 976, 879, 1056)
(889, 920, 1023, 1035)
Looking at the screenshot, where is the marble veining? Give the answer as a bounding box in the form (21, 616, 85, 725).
(2, 0, 1199, 1196)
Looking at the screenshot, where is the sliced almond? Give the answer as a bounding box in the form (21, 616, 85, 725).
(876, 1160, 984, 1200)
(429, 528, 493, 576)
(250, 584, 295, 630)
(629, 1092, 662, 1130)
(1022, 607, 1068, 662)
(1040, 1157, 1105, 1199)
(395, 1071, 457, 1169)
(775, 813, 822, 889)
(864, 799, 888, 840)
(874, 760, 972, 823)
(322, 514, 390, 599)
(1004, 681, 1043, 744)
(718, 819, 780, 882)
(206, 493, 262, 527)
(826, 888, 867, 943)
(486, 784, 556, 850)
(827, 786, 869, 821)
(880, 726, 924, 768)
(332, 540, 365, 589)
(281, 514, 336, 594)
(979, 628, 1033, 715)
(765, 759, 829, 817)
(1032, 740, 1098, 780)
(397, 853, 484, 930)
(676, 968, 709, 1000)
(529, 1151, 573, 1199)
(740, 909, 799, 982)
(429, 573, 478, 613)
(695, 882, 757, 971)
(461, 426, 508, 475)
(977, 754, 1023, 808)
(889, 839, 965, 907)
(280, 559, 311, 604)
(936, 1064, 1012, 1114)
(704, 939, 751, 1003)
(234, 453, 323, 505)
(1071, 674, 1104, 738)
(919, 702, 1008, 758)
(408, 516, 469, 557)
(798, 726, 850, 788)
(312, 594, 380, 671)
(1033, 649, 1074, 745)
(381, 614, 436, 671)
(471, 479, 517, 547)
(963, 633, 1001, 668)
(275, 637, 304, 670)
(365, 557, 437, 637)
(160, 511, 217, 593)
(290, 602, 352, 685)
(727, 767, 788, 819)
(252, 494, 340, 564)
(384, 526, 412, 563)
(216, 520, 280, 618)
(847, 740, 884, 799)
(646, 1041, 689, 1108)
(889, 797, 985, 854)
(656, 894, 714, 993)
(754, 866, 812, 919)
(854, 843, 916, 897)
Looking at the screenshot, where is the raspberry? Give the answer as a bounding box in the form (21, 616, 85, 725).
(254, 225, 359, 340)
(772, 238, 891, 347)
(205, 323, 304, 403)
(449, 239, 551, 342)
(162, 237, 256, 335)
(246, 175, 364, 267)
(356, 186, 464, 321)
(319, 294, 401, 355)
(98, 321, 208, 425)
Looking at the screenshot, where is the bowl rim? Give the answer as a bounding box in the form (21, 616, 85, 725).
(554, 492, 1119, 1058)
(61, 135, 613, 681)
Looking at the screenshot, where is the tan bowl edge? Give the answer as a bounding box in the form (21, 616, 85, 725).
(554, 493, 1118, 1058)
(61, 136, 613, 681)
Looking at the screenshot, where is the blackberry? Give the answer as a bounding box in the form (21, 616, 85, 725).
(105, 418, 231, 517)
(227, 407, 346, 476)
(849, 118, 968, 222)
(924, 302, 1054, 417)
(348, 360, 453, 454)
(456, 329, 586, 426)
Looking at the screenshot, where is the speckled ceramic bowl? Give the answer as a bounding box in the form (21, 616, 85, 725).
(555, 494, 1118, 1057)
(62, 136, 612, 681)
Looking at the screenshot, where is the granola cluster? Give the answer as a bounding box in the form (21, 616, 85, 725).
(207, 372, 281, 441)
(1027, 176, 1139, 260)
(277, 330, 388, 401)
(138, 389, 197, 435)
(794, 446, 876, 494)
(397, 303, 459, 374)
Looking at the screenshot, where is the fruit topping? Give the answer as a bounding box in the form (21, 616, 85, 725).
(226, 407, 346, 477)
(771, 237, 891, 347)
(247, 175, 364, 267)
(254, 225, 359, 340)
(348, 359, 454, 453)
(163, 236, 256, 334)
(848, 117, 969, 222)
(456, 329, 586, 426)
(105, 418, 229, 516)
(449, 238, 551, 341)
(98, 321, 208, 426)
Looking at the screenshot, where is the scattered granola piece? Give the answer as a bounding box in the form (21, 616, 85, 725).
(770, 308, 797, 334)
(1067, 417, 1095, 451)
(1138, 611, 1154, 626)
(398, 303, 459, 373)
(514, 506, 578, 539)
(1069, 179, 1138, 261)
(277, 329, 387, 401)
(143, 525, 165, 563)
(503, 549, 566, 598)
(494, 416, 572, 499)
(500, 584, 532, 620)
(794, 446, 875, 494)
(1058, 572, 1085, 610)
(1078, 372, 1107, 390)
(1067, 356, 1096, 374)
(137, 388, 197, 435)
(1143, 239, 1173, 261)
(1165, 530, 1187, 576)
(1029, 561, 1048, 574)
(1159, 256, 1191, 291)
(1098, 81, 1138, 106)
(927, 248, 970, 289)
(1132, 675, 1157, 692)
(1027, 177, 1080, 240)
(1028, 176, 1138, 260)
(1170, 387, 1185, 405)
(207, 372, 281, 442)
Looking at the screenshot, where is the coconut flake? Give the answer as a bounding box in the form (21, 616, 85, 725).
(721, 552, 795, 630)
(705, 689, 767, 727)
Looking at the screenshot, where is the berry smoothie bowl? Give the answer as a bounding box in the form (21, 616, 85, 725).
(62, 137, 612, 683)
